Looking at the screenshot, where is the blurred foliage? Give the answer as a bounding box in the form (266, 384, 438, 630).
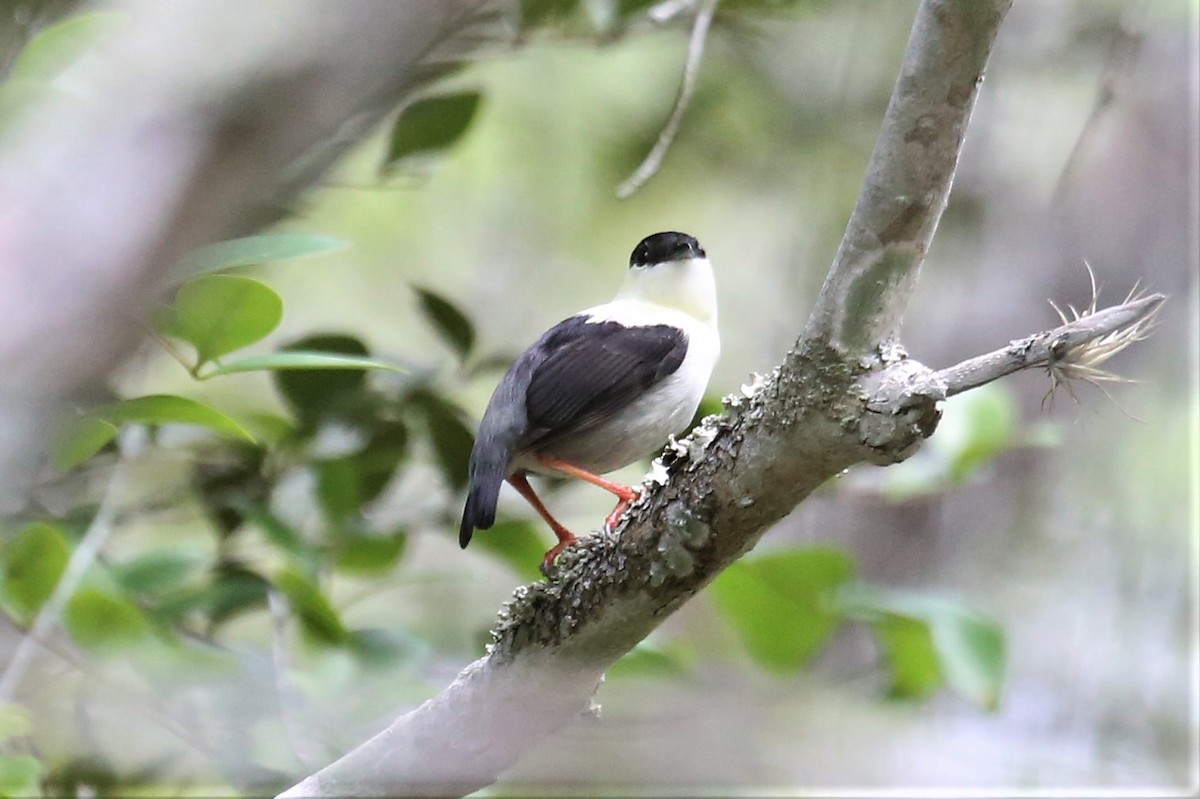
(0, 7, 115, 133)
(835, 583, 1006, 709)
(711, 547, 853, 672)
(384, 92, 483, 176)
(874, 385, 1056, 500)
(712, 547, 1006, 709)
(4, 10, 117, 81)
(0, 1, 1042, 795)
(0, 523, 69, 623)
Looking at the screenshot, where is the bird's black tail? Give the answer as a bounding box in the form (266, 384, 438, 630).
(459, 446, 506, 548)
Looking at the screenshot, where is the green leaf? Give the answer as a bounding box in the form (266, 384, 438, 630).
(10, 11, 122, 81)
(204, 351, 403, 379)
(177, 233, 348, 278)
(244, 412, 297, 444)
(51, 415, 119, 471)
(0, 522, 71, 623)
(155, 275, 283, 366)
(273, 334, 371, 423)
(191, 443, 268, 538)
(414, 286, 475, 361)
(616, 0, 659, 17)
(207, 566, 272, 625)
(929, 605, 1006, 710)
(521, 0, 579, 28)
(383, 92, 482, 171)
(244, 507, 307, 557)
(0, 754, 44, 798)
(355, 420, 410, 503)
(316, 459, 362, 525)
(836, 585, 1006, 709)
(710, 547, 855, 673)
(873, 615, 943, 699)
(411, 391, 474, 490)
(308, 420, 409, 531)
(156, 564, 270, 625)
(275, 567, 348, 645)
(95, 395, 254, 442)
(335, 530, 408, 576)
(469, 519, 548, 581)
(114, 549, 204, 596)
(64, 587, 147, 651)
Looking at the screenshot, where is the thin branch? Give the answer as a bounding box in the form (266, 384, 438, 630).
(615, 0, 719, 200)
(1051, 11, 1142, 206)
(268, 589, 325, 773)
(146, 325, 197, 375)
(0, 427, 144, 703)
(935, 292, 1164, 397)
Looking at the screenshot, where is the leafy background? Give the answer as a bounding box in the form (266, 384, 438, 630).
(0, 0, 1195, 794)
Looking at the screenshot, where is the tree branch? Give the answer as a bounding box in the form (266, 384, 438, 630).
(803, 0, 1013, 354)
(936, 292, 1165, 397)
(277, 1, 1024, 796)
(615, 0, 719, 199)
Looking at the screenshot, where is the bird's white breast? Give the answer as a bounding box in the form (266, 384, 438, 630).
(526, 299, 720, 475)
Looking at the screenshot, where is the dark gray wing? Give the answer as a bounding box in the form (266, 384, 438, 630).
(518, 317, 687, 451)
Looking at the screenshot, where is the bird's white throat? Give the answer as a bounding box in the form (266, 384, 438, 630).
(615, 257, 718, 327)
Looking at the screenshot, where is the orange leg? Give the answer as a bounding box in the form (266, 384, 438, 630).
(506, 471, 577, 568)
(532, 453, 642, 530)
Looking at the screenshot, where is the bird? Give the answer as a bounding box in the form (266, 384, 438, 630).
(458, 231, 720, 570)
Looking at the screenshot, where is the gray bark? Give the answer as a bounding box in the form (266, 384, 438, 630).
(802, 0, 1012, 353)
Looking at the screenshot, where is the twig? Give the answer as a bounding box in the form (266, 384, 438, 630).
(268, 589, 325, 772)
(934, 293, 1164, 398)
(146, 326, 197, 376)
(615, 0, 719, 200)
(0, 427, 144, 703)
(1051, 11, 1142, 207)
(5, 632, 216, 757)
(648, 0, 698, 24)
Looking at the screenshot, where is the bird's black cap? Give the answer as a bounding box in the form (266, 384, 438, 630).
(629, 231, 705, 268)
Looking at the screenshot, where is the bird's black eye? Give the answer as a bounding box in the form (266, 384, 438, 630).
(629, 231, 704, 268)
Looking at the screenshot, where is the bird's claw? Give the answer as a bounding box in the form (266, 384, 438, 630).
(540, 534, 577, 576)
(603, 488, 642, 531)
